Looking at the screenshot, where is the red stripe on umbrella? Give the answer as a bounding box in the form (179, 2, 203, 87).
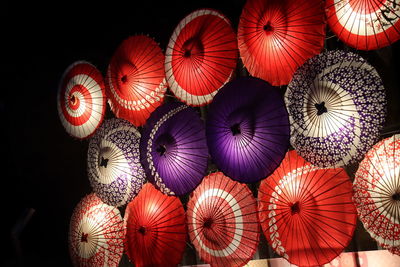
(187, 172, 260, 267)
(165, 8, 238, 106)
(124, 183, 187, 267)
(258, 150, 357, 267)
(106, 35, 167, 126)
(238, 0, 326, 86)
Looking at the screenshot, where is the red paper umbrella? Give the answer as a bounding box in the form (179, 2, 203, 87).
(258, 150, 357, 267)
(68, 193, 125, 267)
(326, 0, 400, 50)
(106, 35, 167, 126)
(187, 172, 260, 267)
(165, 8, 238, 106)
(57, 61, 106, 139)
(353, 134, 400, 252)
(237, 0, 326, 86)
(124, 183, 187, 267)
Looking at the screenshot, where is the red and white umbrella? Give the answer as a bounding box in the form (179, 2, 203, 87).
(68, 193, 125, 267)
(165, 8, 238, 106)
(124, 183, 187, 267)
(187, 172, 259, 267)
(106, 35, 167, 126)
(353, 134, 400, 252)
(326, 0, 400, 50)
(258, 150, 357, 267)
(237, 0, 326, 86)
(57, 61, 106, 139)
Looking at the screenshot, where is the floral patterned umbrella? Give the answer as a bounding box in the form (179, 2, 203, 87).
(353, 134, 400, 253)
(57, 61, 106, 139)
(285, 50, 386, 168)
(87, 118, 145, 207)
(69, 193, 125, 267)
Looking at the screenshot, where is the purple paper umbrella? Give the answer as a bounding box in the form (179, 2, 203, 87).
(285, 50, 387, 168)
(206, 77, 290, 183)
(140, 101, 208, 196)
(87, 118, 146, 207)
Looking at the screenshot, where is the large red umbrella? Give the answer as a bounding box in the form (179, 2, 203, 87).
(57, 61, 106, 139)
(106, 35, 167, 126)
(326, 0, 400, 50)
(258, 150, 357, 267)
(124, 183, 187, 267)
(165, 8, 238, 106)
(186, 172, 259, 267)
(237, 0, 326, 86)
(68, 193, 125, 267)
(353, 134, 400, 253)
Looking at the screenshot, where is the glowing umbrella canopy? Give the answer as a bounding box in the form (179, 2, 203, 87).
(57, 61, 106, 139)
(165, 8, 238, 106)
(258, 150, 357, 267)
(353, 134, 400, 251)
(87, 118, 146, 207)
(237, 0, 326, 86)
(68, 193, 125, 267)
(106, 35, 167, 126)
(206, 76, 290, 183)
(124, 183, 187, 267)
(285, 49, 386, 168)
(326, 0, 400, 50)
(140, 101, 208, 196)
(187, 172, 260, 267)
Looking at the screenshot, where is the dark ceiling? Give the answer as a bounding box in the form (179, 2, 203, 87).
(1, 0, 399, 266)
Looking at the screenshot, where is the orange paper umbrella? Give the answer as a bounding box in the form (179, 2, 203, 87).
(238, 0, 326, 86)
(106, 35, 167, 126)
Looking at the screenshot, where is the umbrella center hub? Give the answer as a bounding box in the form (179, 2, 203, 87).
(315, 101, 328, 116)
(156, 144, 167, 156)
(203, 218, 213, 229)
(99, 156, 109, 168)
(290, 201, 300, 215)
(80, 232, 89, 243)
(121, 75, 128, 84)
(393, 192, 400, 201)
(263, 22, 274, 34)
(138, 226, 146, 235)
(230, 123, 241, 136)
(182, 38, 204, 59)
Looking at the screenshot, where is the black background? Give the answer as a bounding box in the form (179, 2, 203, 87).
(2, 0, 399, 266)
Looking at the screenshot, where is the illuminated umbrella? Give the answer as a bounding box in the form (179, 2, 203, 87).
(140, 101, 208, 196)
(353, 134, 400, 252)
(206, 77, 290, 183)
(326, 0, 400, 50)
(68, 193, 125, 267)
(124, 183, 186, 267)
(57, 61, 106, 139)
(285, 49, 386, 168)
(165, 8, 238, 106)
(87, 118, 145, 207)
(237, 0, 326, 86)
(258, 150, 357, 267)
(106, 35, 167, 126)
(187, 172, 259, 267)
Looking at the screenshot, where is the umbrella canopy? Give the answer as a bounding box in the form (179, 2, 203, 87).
(187, 172, 259, 267)
(57, 61, 106, 139)
(353, 134, 400, 251)
(87, 118, 146, 207)
(326, 0, 400, 50)
(206, 76, 290, 183)
(165, 8, 238, 106)
(140, 101, 208, 196)
(258, 150, 357, 267)
(69, 193, 125, 267)
(237, 0, 326, 86)
(124, 183, 187, 267)
(285, 49, 387, 168)
(106, 35, 167, 126)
